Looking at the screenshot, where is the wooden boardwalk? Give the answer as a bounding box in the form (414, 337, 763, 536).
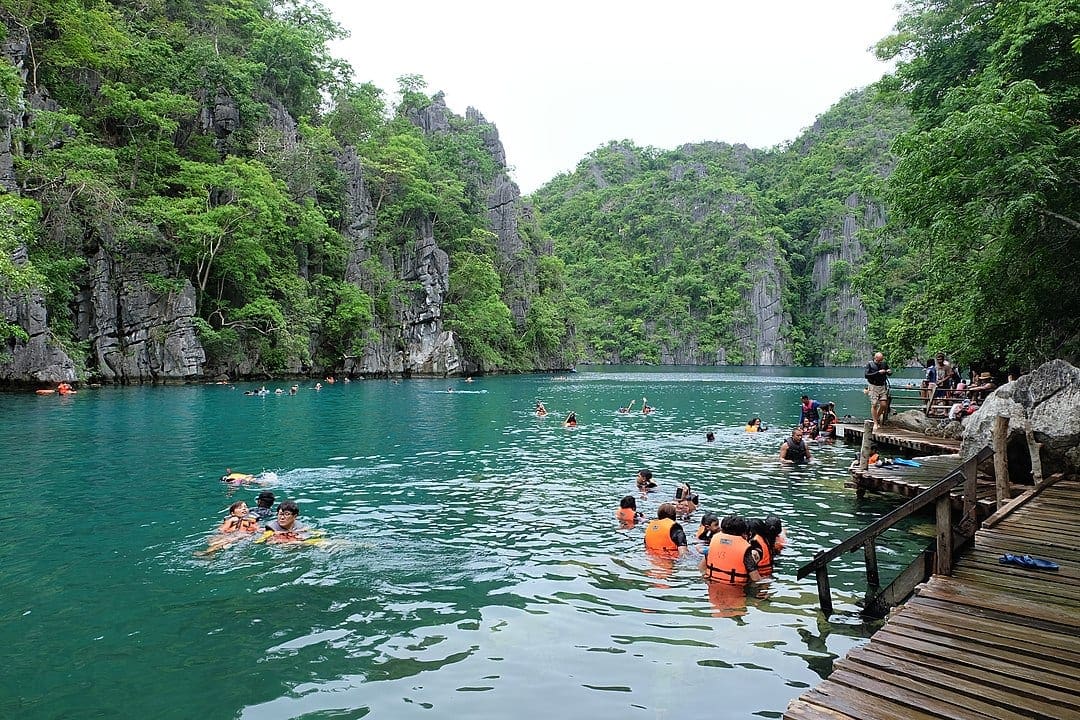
(836, 422, 961, 455)
(786, 477, 1080, 720)
(848, 454, 1002, 516)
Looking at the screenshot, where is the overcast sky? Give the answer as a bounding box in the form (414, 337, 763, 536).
(321, 0, 901, 193)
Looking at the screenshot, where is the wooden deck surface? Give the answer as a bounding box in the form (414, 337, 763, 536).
(785, 477, 1080, 720)
(836, 422, 961, 455)
(848, 454, 1001, 515)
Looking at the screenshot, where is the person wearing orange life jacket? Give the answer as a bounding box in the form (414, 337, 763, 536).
(700, 515, 762, 584)
(615, 495, 642, 527)
(219, 500, 260, 533)
(748, 516, 785, 576)
(644, 503, 689, 557)
(696, 512, 720, 547)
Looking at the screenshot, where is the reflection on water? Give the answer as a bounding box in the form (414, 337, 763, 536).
(1, 368, 926, 719)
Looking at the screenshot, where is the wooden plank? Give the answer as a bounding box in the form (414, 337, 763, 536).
(906, 595, 1080, 655)
(901, 599, 1080, 654)
(828, 667, 1008, 720)
(886, 607, 1080, 668)
(871, 627, 1080, 688)
(852, 645, 1080, 719)
(797, 681, 943, 720)
(839, 649, 1066, 720)
(915, 576, 1080, 630)
(982, 473, 1067, 528)
(784, 698, 860, 720)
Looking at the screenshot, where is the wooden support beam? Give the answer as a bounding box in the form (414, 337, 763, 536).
(864, 540, 880, 588)
(858, 420, 873, 472)
(1024, 420, 1044, 484)
(815, 563, 833, 617)
(992, 415, 1010, 508)
(935, 495, 953, 575)
(961, 455, 978, 534)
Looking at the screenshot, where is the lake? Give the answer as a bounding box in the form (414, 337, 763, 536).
(2, 366, 928, 719)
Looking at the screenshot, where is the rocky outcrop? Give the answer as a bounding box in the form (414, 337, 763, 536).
(1, 24, 30, 192)
(76, 245, 204, 383)
(1, 248, 77, 383)
(960, 360, 1080, 477)
(726, 252, 792, 365)
(811, 193, 886, 365)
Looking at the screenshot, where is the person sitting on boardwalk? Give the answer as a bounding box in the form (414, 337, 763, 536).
(700, 514, 762, 584)
(819, 402, 838, 438)
(779, 427, 812, 465)
(864, 351, 892, 430)
(644, 502, 689, 557)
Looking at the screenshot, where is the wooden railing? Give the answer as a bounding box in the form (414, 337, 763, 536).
(797, 445, 994, 616)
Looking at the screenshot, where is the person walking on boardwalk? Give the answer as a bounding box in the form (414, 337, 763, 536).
(864, 351, 892, 431)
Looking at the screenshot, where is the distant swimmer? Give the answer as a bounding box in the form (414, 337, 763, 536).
(618, 399, 635, 414)
(535, 401, 548, 417)
(706, 431, 715, 442)
(636, 468, 657, 493)
(251, 490, 276, 520)
(744, 418, 767, 432)
(221, 468, 256, 485)
(564, 411, 578, 427)
(465, 376, 474, 383)
(219, 500, 260, 534)
(641, 397, 653, 414)
(57, 382, 76, 395)
(314, 382, 323, 391)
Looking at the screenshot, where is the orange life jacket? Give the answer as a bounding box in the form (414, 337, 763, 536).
(616, 507, 637, 526)
(753, 533, 774, 575)
(704, 533, 752, 584)
(224, 514, 259, 533)
(644, 518, 678, 553)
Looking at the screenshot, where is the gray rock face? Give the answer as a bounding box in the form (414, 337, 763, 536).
(406, 92, 453, 135)
(1, 247, 78, 382)
(197, 88, 241, 151)
(0, 25, 30, 192)
(726, 253, 792, 365)
(811, 193, 886, 365)
(76, 247, 204, 383)
(960, 360, 1080, 477)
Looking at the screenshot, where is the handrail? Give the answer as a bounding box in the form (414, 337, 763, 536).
(797, 445, 993, 580)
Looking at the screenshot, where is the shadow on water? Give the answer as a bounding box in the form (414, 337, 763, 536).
(0, 368, 924, 719)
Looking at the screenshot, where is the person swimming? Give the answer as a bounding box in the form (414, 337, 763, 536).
(564, 411, 578, 427)
(535, 401, 548, 416)
(616, 495, 642, 527)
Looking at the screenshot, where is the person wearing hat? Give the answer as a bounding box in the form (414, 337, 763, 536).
(968, 372, 996, 402)
(251, 490, 276, 520)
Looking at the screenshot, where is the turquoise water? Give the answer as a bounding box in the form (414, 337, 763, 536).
(2, 367, 927, 719)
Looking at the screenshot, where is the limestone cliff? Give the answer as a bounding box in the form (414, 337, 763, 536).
(810, 193, 886, 365)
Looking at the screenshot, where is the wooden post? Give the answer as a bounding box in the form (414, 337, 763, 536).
(858, 420, 874, 471)
(993, 415, 1011, 508)
(961, 456, 977, 535)
(935, 495, 953, 575)
(864, 540, 880, 588)
(1024, 420, 1044, 484)
(815, 560, 833, 616)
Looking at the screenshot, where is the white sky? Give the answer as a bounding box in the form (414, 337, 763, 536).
(321, 0, 901, 194)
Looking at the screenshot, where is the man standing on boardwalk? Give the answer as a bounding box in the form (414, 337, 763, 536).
(865, 351, 892, 431)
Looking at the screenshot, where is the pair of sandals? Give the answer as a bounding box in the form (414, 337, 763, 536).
(999, 553, 1059, 571)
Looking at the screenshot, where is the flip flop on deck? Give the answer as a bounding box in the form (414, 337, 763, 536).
(999, 553, 1059, 571)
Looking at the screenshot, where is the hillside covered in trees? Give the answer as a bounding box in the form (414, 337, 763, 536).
(2, 0, 1076, 383)
(0, 0, 576, 384)
(533, 0, 1079, 372)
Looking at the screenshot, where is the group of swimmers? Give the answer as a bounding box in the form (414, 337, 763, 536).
(534, 397, 655, 425)
(617, 469, 787, 588)
(199, 473, 316, 554)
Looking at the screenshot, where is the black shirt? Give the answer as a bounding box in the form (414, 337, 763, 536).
(865, 360, 890, 386)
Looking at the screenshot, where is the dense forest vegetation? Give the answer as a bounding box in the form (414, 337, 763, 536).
(0, 0, 576, 382)
(1, 0, 1077, 381)
(531, 90, 910, 366)
(532, 0, 1078, 371)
